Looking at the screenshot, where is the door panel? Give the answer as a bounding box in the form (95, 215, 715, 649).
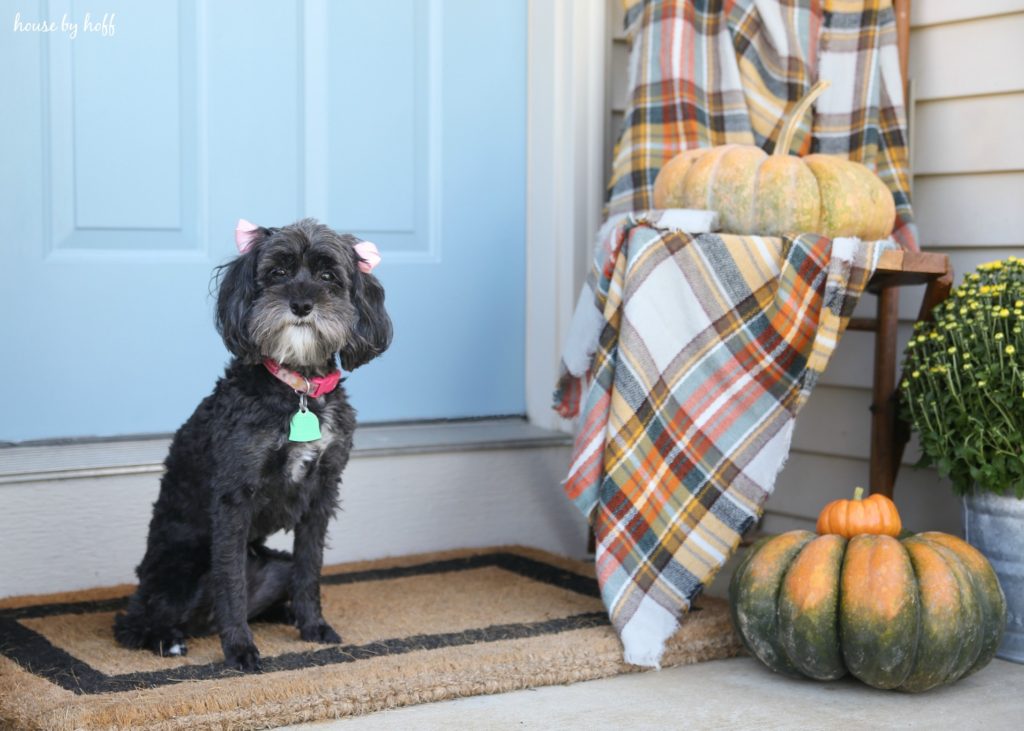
(0, 0, 525, 441)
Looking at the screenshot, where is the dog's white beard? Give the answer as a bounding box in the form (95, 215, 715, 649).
(267, 325, 327, 366)
(251, 300, 350, 367)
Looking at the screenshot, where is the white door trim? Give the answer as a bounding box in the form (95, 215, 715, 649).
(525, 0, 609, 431)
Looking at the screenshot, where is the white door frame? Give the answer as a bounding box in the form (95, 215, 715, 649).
(525, 0, 610, 431)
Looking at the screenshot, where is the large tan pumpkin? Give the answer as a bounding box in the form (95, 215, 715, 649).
(652, 80, 896, 240)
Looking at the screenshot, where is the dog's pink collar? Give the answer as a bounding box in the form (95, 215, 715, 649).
(263, 359, 342, 399)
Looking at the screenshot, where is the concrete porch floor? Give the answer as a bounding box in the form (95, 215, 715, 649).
(283, 654, 1024, 730)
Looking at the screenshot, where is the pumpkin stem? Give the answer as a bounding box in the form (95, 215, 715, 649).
(853, 486, 865, 501)
(774, 79, 831, 156)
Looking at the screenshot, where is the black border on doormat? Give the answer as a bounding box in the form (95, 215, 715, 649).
(0, 552, 616, 696)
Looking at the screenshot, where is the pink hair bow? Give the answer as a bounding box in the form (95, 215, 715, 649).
(236, 219, 380, 272)
(353, 240, 381, 273)
(235, 219, 261, 253)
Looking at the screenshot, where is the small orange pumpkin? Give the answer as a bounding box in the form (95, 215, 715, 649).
(816, 487, 902, 538)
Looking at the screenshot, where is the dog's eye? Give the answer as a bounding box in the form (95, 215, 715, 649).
(270, 268, 288, 279)
(319, 271, 336, 282)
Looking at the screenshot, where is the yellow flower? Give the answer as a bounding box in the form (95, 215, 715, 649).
(1000, 308, 1011, 318)
(1007, 345, 1017, 355)
(912, 370, 921, 378)
(995, 333, 1005, 341)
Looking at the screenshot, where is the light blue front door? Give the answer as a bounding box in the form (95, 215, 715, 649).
(0, 0, 525, 441)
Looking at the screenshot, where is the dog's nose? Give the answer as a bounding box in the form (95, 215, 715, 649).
(290, 300, 314, 317)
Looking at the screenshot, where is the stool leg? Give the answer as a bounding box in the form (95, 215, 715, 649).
(888, 262, 956, 488)
(870, 287, 900, 498)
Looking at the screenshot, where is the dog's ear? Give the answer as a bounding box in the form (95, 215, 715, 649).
(340, 270, 393, 371)
(215, 227, 270, 361)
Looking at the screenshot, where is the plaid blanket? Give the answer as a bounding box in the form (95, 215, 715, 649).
(558, 216, 888, 665)
(610, 0, 918, 251)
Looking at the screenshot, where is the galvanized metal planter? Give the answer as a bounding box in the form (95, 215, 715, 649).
(964, 491, 1024, 663)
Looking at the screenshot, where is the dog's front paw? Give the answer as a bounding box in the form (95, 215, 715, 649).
(299, 621, 342, 645)
(221, 626, 262, 672)
(224, 644, 262, 673)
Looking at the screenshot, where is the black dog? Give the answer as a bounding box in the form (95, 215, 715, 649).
(113, 218, 391, 671)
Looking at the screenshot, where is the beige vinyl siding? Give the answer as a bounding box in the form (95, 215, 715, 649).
(778, 2, 1024, 534)
(603, 0, 1024, 534)
(606, 0, 629, 188)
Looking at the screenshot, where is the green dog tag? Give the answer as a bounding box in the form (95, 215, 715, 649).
(289, 409, 321, 442)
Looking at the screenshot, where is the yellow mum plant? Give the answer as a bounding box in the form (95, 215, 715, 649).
(900, 257, 1024, 497)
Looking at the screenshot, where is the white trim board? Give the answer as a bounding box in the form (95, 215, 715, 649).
(0, 418, 570, 486)
(525, 0, 609, 431)
(0, 429, 585, 598)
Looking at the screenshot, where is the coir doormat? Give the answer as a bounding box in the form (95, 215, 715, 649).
(0, 547, 742, 730)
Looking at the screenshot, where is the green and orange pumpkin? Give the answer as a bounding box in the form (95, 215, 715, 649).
(729, 492, 1006, 692)
(652, 80, 896, 240)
